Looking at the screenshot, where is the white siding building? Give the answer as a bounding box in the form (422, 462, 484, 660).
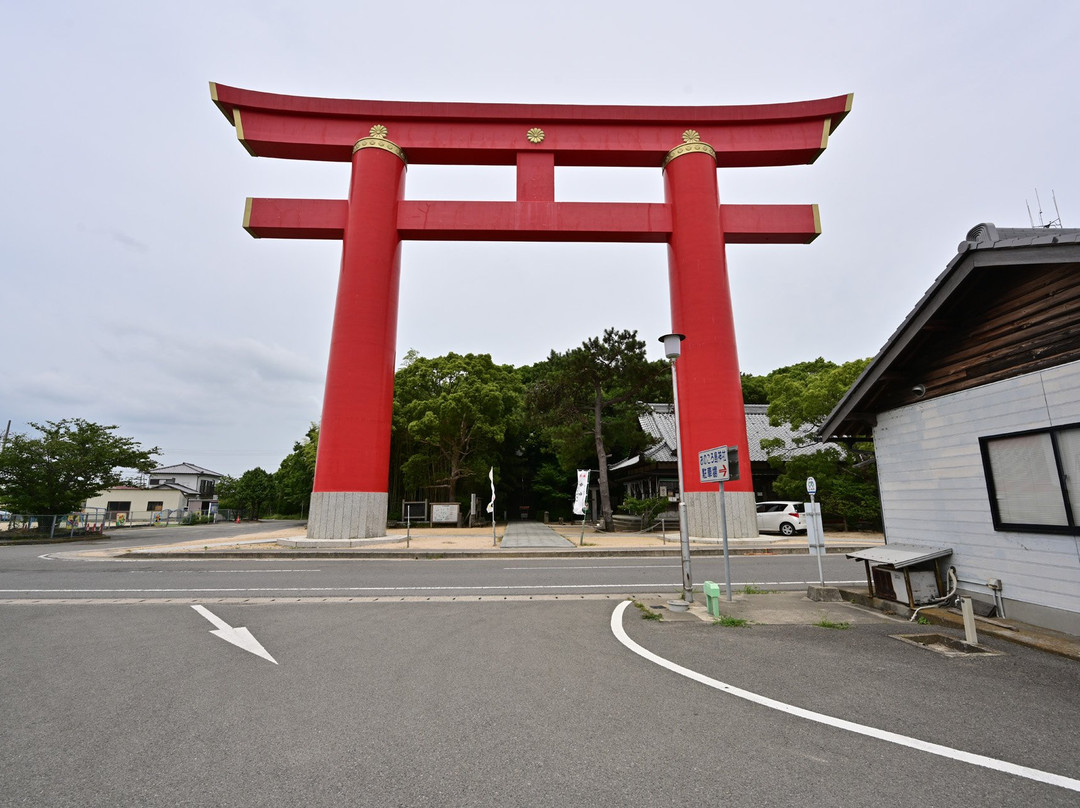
(822, 224, 1080, 636)
(84, 462, 224, 523)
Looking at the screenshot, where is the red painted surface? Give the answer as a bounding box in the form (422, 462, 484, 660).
(244, 198, 820, 244)
(516, 152, 555, 201)
(312, 145, 405, 493)
(212, 83, 850, 501)
(664, 149, 751, 494)
(211, 83, 850, 167)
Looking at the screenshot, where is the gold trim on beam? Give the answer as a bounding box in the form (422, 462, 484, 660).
(812, 204, 821, 239)
(820, 118, 831, 150)
(353, 136, 407, 164)
(233, 110, 255, 156)
(662, 140, 717, 168)
(242, 197, 258, 238)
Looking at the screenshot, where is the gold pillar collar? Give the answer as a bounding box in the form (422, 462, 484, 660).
(354, 124, 407, 164)
(662, 129, 716, 168)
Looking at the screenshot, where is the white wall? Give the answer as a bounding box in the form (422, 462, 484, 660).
(84, 488, 187, 512)
(873, 360, 1080, 632)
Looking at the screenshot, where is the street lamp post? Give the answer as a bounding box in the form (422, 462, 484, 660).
(660, 333, 693, 603)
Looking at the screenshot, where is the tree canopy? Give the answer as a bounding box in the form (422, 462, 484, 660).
(758, 357, 871, 450)
(526, 328, 668, 531)
(0, 419, 159, 514)
(218, 467, 276, 519)
(393, 351, 524, 501)
(224, 345, 880, 532)
(751, 357, 880, 530)
(274, 423, 318, 515)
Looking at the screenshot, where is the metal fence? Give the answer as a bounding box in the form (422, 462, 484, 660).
(0, 508, 237, 539)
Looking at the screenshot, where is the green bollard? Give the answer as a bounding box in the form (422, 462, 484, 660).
(703, 580, 722, 618)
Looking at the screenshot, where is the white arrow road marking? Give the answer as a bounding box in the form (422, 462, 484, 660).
(191, 605, 278, 664)
(611, 600, 1080, 793)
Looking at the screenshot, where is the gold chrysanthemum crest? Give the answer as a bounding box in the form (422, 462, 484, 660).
(682, 129, 701, 144)
(369, 124, 388, 139)
(526, 127, 545, 144)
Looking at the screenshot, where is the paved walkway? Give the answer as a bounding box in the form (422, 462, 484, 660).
(500, 521, 576, 548)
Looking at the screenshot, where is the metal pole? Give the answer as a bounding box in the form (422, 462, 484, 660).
(811, 492, 824, 586)
(671, 360, 693, 602)
(719, 481, 732, 601)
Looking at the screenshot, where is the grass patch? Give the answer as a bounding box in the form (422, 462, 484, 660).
(712, 615, 750, 627)
(814, 618, 851, 630)
(742, 584, 776, 595)
(633, 601, 663, 621)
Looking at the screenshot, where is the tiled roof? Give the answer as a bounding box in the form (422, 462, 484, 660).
(150, 462, 224, 477)
(822, 223, 1080, 439)
(150, 482, 199, 495)
(613, 403, 838, 470)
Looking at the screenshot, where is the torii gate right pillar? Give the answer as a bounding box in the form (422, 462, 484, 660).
(664, 140, 756, 536)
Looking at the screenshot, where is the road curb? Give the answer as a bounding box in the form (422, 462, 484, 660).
(120, 544, 876, 560)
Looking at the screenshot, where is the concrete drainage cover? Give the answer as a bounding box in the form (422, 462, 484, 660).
(892, 633, 1004, 658)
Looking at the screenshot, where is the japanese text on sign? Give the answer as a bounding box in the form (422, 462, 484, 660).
(698, 446, 729, 483)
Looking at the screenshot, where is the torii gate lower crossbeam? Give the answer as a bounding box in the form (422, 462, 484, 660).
(211, 84, 852, 540)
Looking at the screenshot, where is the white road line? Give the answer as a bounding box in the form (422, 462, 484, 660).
(0, 580, 865, 595)
(504, 564, 680, 569)
(0, 582, 680, 594)
(127, 569, 322, 574)
(609, 600, 1080, 793)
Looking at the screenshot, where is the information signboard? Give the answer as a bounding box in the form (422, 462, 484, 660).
(698, 446, 729, 483)
(431, 503, 460, 524)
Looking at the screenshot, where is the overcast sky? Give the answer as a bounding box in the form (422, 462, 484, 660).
(2, 1, 1077, 477)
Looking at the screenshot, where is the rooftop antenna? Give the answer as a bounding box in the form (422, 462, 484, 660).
(1050, 189, 1063, 228)
(1027, 188, 1063, 228)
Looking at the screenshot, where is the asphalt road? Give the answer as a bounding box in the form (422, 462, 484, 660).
(2, 536, 1078, 806)
(1, 544, 862, 602)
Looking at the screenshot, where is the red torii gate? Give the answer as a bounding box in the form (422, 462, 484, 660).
(211, 83, 852, 540)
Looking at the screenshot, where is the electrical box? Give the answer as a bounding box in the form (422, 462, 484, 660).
(889, 570, 939, 605)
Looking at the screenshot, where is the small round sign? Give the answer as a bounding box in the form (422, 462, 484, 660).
(806, 476, 817, 495)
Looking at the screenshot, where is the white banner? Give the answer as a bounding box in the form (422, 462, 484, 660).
(486, 467, 496, 514)
(572, 470, 590, 516)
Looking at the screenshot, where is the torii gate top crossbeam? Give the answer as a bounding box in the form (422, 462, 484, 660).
(210, 83, 852, 167)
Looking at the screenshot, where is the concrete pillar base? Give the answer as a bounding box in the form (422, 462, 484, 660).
(307, 491, 387, 540)
(685, 490, 758, 539)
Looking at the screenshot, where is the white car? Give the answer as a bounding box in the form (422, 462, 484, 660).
(756, 501, 806, 536)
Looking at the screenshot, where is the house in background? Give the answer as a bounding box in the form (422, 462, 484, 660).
(821, 223, 1080, 636)
(84, 462, 224, 522)
(83, 485, 189, 521)
(610, 402, 837, 506)
(146, 462, 223, 514)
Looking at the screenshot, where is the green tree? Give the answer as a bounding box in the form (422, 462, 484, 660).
(393, 352, 524, 503)
(740, 372, 769, 405)
(274, 423, 318, 515)
(763, 357, 871, 446)
(527, 328, 668, 532)
(0, 419, 159, 514)
(768, 448, 880, 530)
(757, 357, 880, 531)
(222, 467, 276, 519)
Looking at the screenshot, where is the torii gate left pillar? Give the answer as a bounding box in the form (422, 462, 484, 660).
(211, 84, 852, 540)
